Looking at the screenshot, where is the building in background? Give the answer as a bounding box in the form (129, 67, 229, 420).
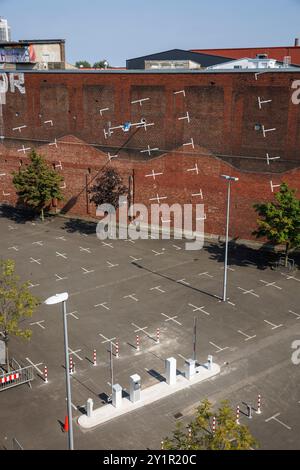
(126, 49, 233, 70)
(0, 17, 11, 42)
(0, 39, 66, 70)
(207, 55, 299, 70)
(191, 38, 300, 66)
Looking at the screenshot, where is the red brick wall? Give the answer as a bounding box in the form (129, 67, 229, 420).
(0, 70, 300, 241)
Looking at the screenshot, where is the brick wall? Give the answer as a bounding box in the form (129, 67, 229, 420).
(0, 70, 300, 241)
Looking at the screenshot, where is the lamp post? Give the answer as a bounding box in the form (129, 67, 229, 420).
(44, 292, 74, 450)
(221, 175, 239, 302)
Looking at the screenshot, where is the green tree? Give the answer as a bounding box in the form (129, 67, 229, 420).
(89, 167, 128, 209)
(162, 399, 258, 450)
(253, 183, 300, 267)
(0, 259, 40, 371)
(93, 60, 110, 69)
(12, 150, 64, 221)
(75, 60, 91, 68)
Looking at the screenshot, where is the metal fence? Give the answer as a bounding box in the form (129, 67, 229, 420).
(0, 365, 34, 391)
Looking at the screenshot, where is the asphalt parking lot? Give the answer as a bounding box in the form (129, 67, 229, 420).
(0, 207, 300, 450)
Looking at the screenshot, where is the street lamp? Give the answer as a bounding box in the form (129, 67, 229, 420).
(44, 292, 74, 450)
(220, 175, 239, 302)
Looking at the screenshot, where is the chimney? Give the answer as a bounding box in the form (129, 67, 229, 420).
(295, 38, 299, 47)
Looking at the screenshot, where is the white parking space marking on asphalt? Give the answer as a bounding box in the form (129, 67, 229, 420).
(68, 348, 83, 361)
(150, 286, 166, 293)
(81, 267, 95, 275)
(66, 311, 79, 320)
(30, 258, 41, 265)
(260, 280, 282, 290)
(94, 302, 110, 310)
(264, 320, 283, 330)
(80, 247, 92, 253)
(209, 342, 229, 353)
(123, 294, 139, 302)
(32, 241, 44, 246)
(30, 321, 46, 330)
(55, 274, 68, 281)
(26, 358, 44, 375)
(289, 310, 300, 320)
(238, 287, 260, 298)
(8, 246, 19, 252)
(161, 313, 182, 326)
(188, 304, 210, 316)
(99, 334, 116, 345)
(56, 252, 68, 259)
(198, 272, 214, 278)
(265, 413, 292, 431)
(238, 330, 257, 341)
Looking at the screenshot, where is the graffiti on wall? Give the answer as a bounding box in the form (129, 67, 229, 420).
(0, 45, 35, 64)
(0, 73, 26, 105)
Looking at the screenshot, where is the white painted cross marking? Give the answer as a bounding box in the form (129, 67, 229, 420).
(149, 194, 168, 205)
(188, 304, 210, 316)
(32, 241, 44, 246)
(174, 90, 186, 97)
(26, 358, 44, 375)
(198, 272, 213, 278)
(81, 267, 95, 275)
(141, 145, 159, 156)
(95, 302, 110, 310)
(260, 280, 282, 290)
(264, 320, 283, 330)
(178, 112, 190, 123)
(56, 252, 68, 259)
(18, 145, 31, 154)
(66, 311, 79, 320)
(28, 282, 40, 289)
(131, 97, 150, 106)
(262, 126, 276, 138)
(79, 247, 91, 253)
(55, 274, 68, 282)
(266, 153, 281, 165)
(152, 249, 166, 256)
(8, 246, 19, 252)
(30, 321, 46, 330)
(124, 294, 139, 302)
(220, 266, 235, 272)
(183, 138, 194, 149)
(187, 163, 199, 175)
(108, 153, 118, 161)
(177, 279, 190, 286)
(13, 125, 27, 132)
(145, 170, 163, 180)
(238, 330, 257, 341)
(150, 286, 166, 293)
(172, 245, 182, 251)
(131, 323, 148, 335)
(100, 108, 109, 116)
(289, 310, 300, 320)
(106, 261, 119, 268)
(68, 348, 83, 361)
(130, 256, 142, 262)
(161, 313, 182, 326)
(30, 258, 41, 265)
(238, 287, 260, 298)
(49, 139, 58, 148)
(44, 120, 53, 126)
(258, 97, 272, 109)
(281, 273, 300, 282)
(270, 181, 281, 193)
(102, 241, 114, 248)
(265, 413, 292, 431)
(124, 239, 135, 244)
(99, 334, 116, 345)
(192, 189, 203, 199)
(209, 342, 229, 353)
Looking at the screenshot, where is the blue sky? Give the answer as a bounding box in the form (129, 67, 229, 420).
(1, 0, 300, 66)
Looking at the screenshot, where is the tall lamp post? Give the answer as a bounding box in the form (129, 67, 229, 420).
(221, 175, 239, 302)
(44, 292, 74, 450)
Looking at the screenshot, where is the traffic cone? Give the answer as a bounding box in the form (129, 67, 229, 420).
(64, 415, 69, 433)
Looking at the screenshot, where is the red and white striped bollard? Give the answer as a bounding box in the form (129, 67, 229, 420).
(257, 394, 262, 415)
(44, 365, 48, 383)
(93, 349, 97, 367)
(136, 335, 140, 351)
(236, 405, 240, 425)
(212, 416, 216, 434)
(115, 341, 119, 358)
(69, 356, 74, 375)
(156, 328, 160, 344)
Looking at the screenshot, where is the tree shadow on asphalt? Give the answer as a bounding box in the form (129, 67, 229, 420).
(62, 217, 97, 236)
(0, 204, 37, 224)
(203, 239, 299, 271)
